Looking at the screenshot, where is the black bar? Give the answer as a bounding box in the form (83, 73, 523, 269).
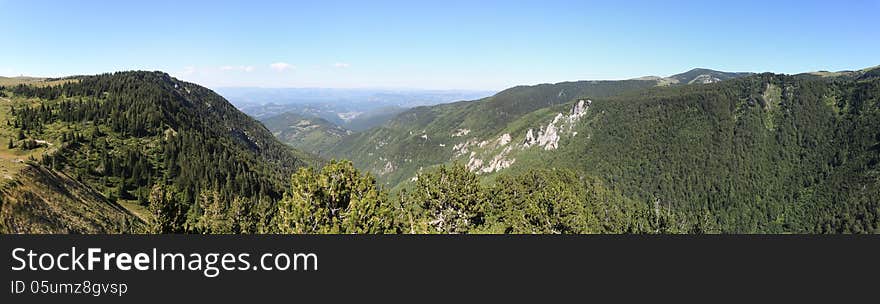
(1, 235, 878, 302)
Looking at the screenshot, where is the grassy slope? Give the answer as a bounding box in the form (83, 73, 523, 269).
(1, 164, 143, 233)
(0, 89, 144, 233)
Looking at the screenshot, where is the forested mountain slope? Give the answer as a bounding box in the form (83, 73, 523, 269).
(0, 72, 316, 233)
(325, 67, 878, 233)
(567, 70, 879, 233)
(330, 69, 759, 187)
(330, 79, 664, 185)
(442, 69, 880, 233)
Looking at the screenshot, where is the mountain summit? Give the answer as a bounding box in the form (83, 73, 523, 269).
(668, 68, 754, 84)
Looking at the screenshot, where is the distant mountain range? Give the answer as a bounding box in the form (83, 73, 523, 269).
(219, 87, 493, 129)
(219, 87, 494, 152)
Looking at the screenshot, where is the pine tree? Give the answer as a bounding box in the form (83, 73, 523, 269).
(275, 160, 398, 233)
(398, 163, 485, 233)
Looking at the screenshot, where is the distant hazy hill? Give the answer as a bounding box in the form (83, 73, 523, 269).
(0, 76, 75, 87)
(220, 87, 493, 131)
(668, 68, 753, 84)
(261, 111, 350, 155)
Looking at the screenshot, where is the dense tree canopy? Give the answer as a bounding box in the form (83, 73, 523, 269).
(274, 161, 399, 233)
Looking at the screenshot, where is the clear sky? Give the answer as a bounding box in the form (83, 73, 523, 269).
(2, 0, 878, 90)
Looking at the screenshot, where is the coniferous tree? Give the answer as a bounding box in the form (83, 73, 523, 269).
(275, 160, 398, 233)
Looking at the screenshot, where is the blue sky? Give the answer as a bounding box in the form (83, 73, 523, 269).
(2, 0, 878, 90)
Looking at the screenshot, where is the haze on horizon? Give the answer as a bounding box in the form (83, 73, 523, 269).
(2, 0, 878, 91)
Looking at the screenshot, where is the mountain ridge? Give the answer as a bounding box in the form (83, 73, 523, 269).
(331, 67, 879, 232)
(0, 71, 317, 233)
(329, 68, 756, 186)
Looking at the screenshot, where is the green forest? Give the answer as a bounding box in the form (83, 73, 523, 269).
(0, 69, 877, 234)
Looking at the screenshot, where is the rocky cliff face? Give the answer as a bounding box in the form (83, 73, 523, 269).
(451, 99, 592, 175)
